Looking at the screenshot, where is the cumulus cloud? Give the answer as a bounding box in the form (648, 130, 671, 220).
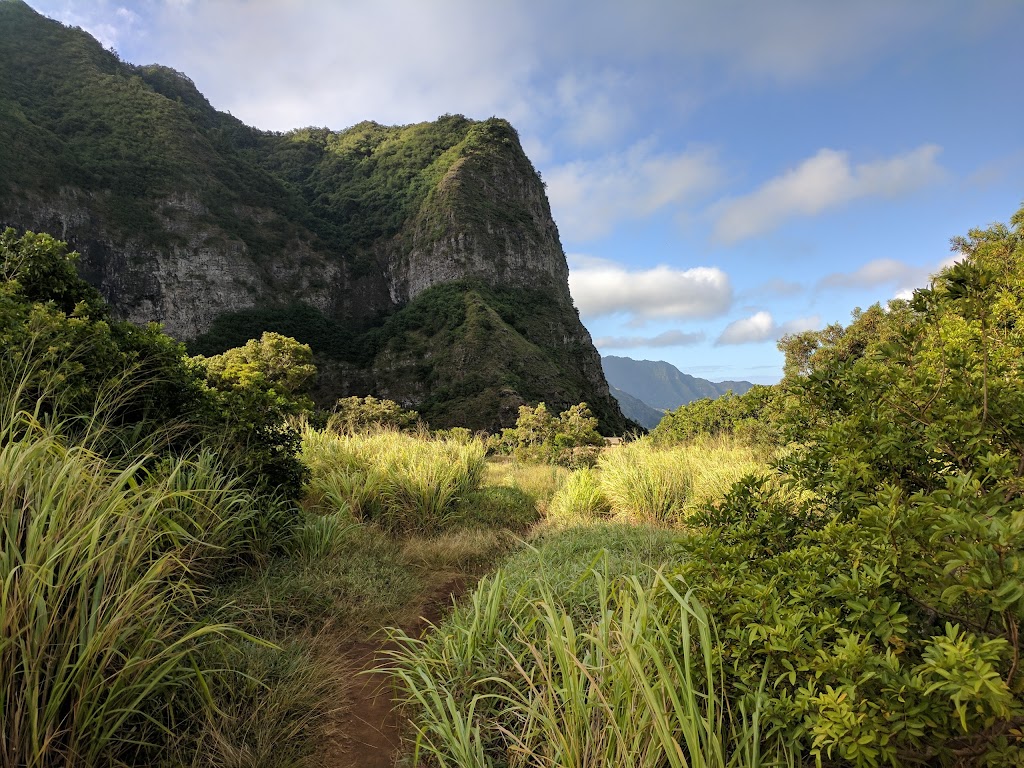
(568, 257, 733, 323)
(716, 311, 820, 345)
(547, 141, 721, 241)
(595, 330, 705, 349)
(818, 255, 961, 298)
(712, 146, 946, 243)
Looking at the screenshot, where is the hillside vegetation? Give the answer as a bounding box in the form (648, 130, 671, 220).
(0, 0, 628, 433)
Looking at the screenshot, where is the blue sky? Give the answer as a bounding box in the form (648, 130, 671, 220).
(27, 0, 1024, 384)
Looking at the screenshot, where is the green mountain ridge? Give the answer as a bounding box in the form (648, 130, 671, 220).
(608, 386, 665, 430)
(602, 355, 754, 412)
(0, 0, 629, 432)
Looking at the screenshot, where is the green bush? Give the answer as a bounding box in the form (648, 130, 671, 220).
(667, 207, 1024, 765)
(651, 385, 784, 449)
(1, 229, 312, 506)
(492, 402, 604, 466)
(329, 394, 420, 433)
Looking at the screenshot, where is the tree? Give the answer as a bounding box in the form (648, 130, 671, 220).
(329, 395, 419, 433)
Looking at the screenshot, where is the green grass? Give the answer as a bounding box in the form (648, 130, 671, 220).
(300, 425, 487, 533)
(387, 562, 784, 768)
(0, 412, 250, 767)
(546, 466, 612, 526)
(598, 438, 765, 524)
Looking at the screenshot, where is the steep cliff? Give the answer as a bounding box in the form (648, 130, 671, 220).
(0, 0, 629, 432)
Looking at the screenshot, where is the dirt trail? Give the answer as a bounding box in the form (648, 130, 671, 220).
(319, 575, 468, 768)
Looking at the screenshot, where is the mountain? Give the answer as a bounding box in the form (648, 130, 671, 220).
(602, 356, 753, 412)
(608, 386, 664, 431)
(0, 0, 629, 433)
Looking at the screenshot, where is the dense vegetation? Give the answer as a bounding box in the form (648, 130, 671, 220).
(391, 205, 1024, 766)
(0, 227, 550, 765)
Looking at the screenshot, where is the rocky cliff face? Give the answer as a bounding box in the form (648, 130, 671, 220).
(0, 0, 629, 432)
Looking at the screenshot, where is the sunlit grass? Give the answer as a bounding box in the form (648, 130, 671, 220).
(387, 562, 781, 768)
(300, 425, 487, 533)
(598, 437, 765, 524)
(0, 412, 248, 766)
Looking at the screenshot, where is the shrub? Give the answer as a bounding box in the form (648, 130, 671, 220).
(492, 402, 604, 466)
(329, 394, 421, 433)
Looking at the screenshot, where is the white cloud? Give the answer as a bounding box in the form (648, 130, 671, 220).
(716, 311, 820, 345)
(595, 330, 705, 349)
(818, 255, 961, 298)
(818, 258, 919, 290)
(746, 278, 804, 299)
(712, 146, 946, 243)
(568, 257, 733, 323)
(547, 141, 721, 241)
(29, 0, 1005, 143)
(778, 315, 822, 336)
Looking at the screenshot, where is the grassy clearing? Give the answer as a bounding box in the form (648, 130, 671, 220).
(596, 437, 765, 524)
(483, 457, 568, 514)
(385, 439, 786, 767)
(300, 425, 487, 533)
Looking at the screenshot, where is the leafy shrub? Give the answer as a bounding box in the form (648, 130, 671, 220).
(668, 208, 1024, 765)
(492, 402, 603, 466)
(329, 394, 420, 433)
(1, 229, 312, 505)
(651, 385, 784, 449)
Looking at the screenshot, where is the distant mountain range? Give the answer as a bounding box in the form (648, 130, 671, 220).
(608, 386, 665, 431)
(602, 356, 753, 429)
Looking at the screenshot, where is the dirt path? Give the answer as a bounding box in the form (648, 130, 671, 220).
(319, 574, 468, 768)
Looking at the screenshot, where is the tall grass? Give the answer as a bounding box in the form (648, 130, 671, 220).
(0, 412, 250, 767)
(546, 467, 611, 526)
(300, 425, 487, 533)
(598, 438, 764, 524)
(387, 564, 779, 768)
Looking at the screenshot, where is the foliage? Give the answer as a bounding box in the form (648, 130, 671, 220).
(0, 228, 207, 438)
(330, 394, 420, 433)
(1, 229, 312, 504)
(665, 206, 1024, 765)
(651, 384, 784, 448)
(493, 401, 604, 467)
(197, 331, 316, 401)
